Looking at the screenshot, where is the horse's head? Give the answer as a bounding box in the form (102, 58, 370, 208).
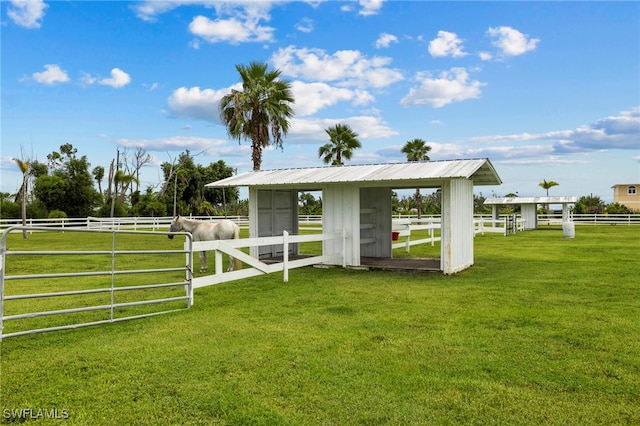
(168, 216, 182, 239)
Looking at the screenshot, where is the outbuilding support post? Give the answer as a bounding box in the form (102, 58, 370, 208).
(441, 178, 474, 274)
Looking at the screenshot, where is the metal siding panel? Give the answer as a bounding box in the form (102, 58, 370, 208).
(323, 186, 360, 267)
(441, 178, 474, 274)
(521, 204, 537, 230)
(248, 187, 259, 258)
(323, 187, 345, 264)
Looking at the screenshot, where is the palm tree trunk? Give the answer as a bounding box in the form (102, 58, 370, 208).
(415, 188, 422, 219)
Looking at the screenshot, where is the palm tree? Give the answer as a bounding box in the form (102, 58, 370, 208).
(401, 138, 432, 218)
(318, 124, 361, 166)
(401, 138, 431, 162)
(110, 169, 138, 217)
(92, 165, 105, 195)
(539, 179, 559, 214)
(219, 61, 295, 171)
(12, 158, 29, 239)
(539, 179, 559, 196)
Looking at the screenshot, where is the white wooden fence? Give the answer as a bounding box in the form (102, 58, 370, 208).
(391, 216, 525, 253)
(188, 230, 346, 299)
(2, 213, 639, 233)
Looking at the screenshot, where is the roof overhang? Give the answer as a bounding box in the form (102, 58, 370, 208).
(484, 196, 577, 205)
(206, 158, 502, 191)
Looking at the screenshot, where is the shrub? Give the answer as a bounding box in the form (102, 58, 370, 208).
(48, 209, 68, 219)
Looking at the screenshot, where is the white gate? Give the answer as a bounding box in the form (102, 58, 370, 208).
(0, 227, 193, 340)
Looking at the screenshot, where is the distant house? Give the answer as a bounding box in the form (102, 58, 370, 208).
(612, 184, 640, 212)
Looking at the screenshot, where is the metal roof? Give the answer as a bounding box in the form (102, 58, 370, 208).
(484, 196, 577, 205)
(206, 158, 502, 190)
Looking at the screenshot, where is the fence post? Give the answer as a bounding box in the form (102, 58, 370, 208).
(215, 249, 223, 276)
(0, 232, 6, 341)
(283, 230, 289, 282)
(429, 218, 435, 247)
(184, 236, 194, 307)
(110, 231, 116, 321)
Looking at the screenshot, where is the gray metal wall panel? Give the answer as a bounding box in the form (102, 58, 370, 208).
(360, 187, 392, 258)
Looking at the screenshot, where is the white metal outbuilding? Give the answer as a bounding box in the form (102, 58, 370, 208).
(207, 158, 502, 274)
(484, 196, 577, 229)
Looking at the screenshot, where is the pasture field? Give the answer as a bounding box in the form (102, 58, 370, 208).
(1, 226, 639, 424)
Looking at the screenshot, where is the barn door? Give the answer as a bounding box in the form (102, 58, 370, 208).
(257, 190, 299, 259)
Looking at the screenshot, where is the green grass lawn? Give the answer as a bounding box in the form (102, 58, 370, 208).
(1, 226, 639, 424)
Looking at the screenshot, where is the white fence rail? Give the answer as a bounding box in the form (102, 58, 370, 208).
(85, 216, 250, 231)
(189, 230, 346, 293)
(392, 218, 441, 251)
(539, 213, 640, 225)
(0, 216, 250, 232)
(2, 213, 638, 232)
(391, 216, 526, 253)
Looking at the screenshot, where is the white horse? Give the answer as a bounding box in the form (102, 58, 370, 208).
(168, 216, 240, 273)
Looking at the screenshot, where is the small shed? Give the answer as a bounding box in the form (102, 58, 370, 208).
(207, 158, 502, 274)
(483, 196, 577, 229)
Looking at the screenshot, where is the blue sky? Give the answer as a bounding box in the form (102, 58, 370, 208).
(2, 0, 639, 204)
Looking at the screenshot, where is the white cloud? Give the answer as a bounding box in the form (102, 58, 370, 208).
(134, 1, 277, 44)
(7, 0, 48, 29)
(400, 68, 486, 108)
(189, 13, 275, 44)
(290, 81, 372, 116)
(79, 72, 97, 86)
(167, 86, 231, 122)
(428, 31, 466, 58)
(132, 1, 216, 22)
(594, 107, 640, 135)
(487, 26, 539, 56)
(375, 33, 398, 49)
(352, 89, 376, 106)
(478, 51, 493, 61)
(295, 17, 314, 33)
(117, 135, 249, 157)
(270, 46, 403, 89)
(289, 115, 398, 141)
(29, 64, 69, 85)
(466, 145, 554, 159)
(340, 4, 354, 13)
(359, 0, 385, 16)
(167, 80, 375, 122)
(99, 68, 131, 88)
(497, 157, 590, 166)
(466, 108, 640, 153)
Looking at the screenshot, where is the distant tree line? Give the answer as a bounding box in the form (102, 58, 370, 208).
(1, 144, 241, 224)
